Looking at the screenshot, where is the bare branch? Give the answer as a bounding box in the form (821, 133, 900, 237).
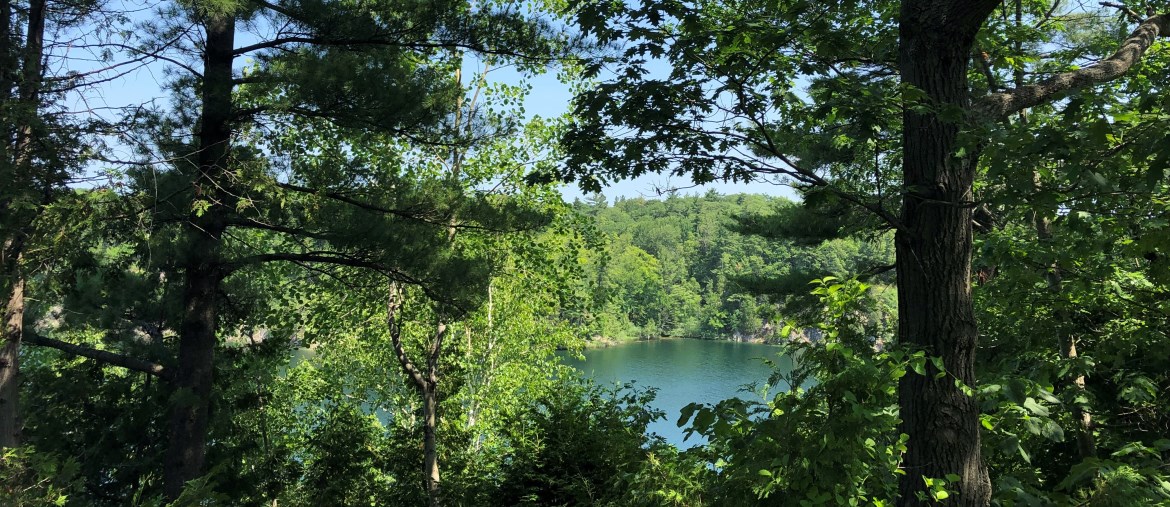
(275, 182, 437, 221)
(24, 333, 170, 379)
(1035, 0, 1065, 28)
(1100, 2, 1142, 23)
(224, 250, 389, 274)
(225, 217, 336, 241)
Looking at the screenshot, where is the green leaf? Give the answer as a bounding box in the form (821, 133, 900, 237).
(1040, 419, 1065, 442)
(677, 402, 700, 427)
(692, 407, 715, 432)
(930, 356, 946, 378)
(911, 361, 926, 376)
(1022, 397, 1050, 417)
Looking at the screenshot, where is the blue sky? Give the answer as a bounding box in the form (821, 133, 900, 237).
(511, 61, 797, 203)
(71, 13, 795, 203)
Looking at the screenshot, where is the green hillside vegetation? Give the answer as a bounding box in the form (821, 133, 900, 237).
(573, 192, 894, 343)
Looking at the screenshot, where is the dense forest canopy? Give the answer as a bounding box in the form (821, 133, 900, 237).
(1, 0, 1169, 505)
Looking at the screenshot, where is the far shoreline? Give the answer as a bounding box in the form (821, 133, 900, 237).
(578, 333, 781, 349)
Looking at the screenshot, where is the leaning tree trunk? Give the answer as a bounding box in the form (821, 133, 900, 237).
(387, 284, 447, 507)
(163, 12, 234, 500)
(895, 1, 998, 505)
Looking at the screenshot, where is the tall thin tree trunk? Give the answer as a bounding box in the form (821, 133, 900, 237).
(419, 318, 446, 507)
(14, 0, 43, 153)
(0, 0, 14, 445)
(896, 2, 998, 505)
(422, 380, 441, 507)
(163, 12, 234, 499)
(0, 0, 46, 449)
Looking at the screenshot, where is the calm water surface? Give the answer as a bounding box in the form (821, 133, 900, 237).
(563, 339, 792, 448)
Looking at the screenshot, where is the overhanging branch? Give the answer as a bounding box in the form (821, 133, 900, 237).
(1100, 1, 1142, 23)
(224, 251, 390, 273)
(24, 333, 170, 379)
(273, 182, 537, 234)
(275, 182, 437, 221)
(977, 13, 1170, 118)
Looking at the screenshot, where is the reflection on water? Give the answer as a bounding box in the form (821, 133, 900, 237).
(563, 339, 792, 448)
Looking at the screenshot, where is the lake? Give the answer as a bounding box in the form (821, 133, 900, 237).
(563, 339, 792, 448)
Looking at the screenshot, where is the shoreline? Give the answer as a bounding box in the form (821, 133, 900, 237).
(579, 333, 777, 349)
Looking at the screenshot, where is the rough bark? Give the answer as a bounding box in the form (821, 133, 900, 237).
(896, 1, 999, 505)
(0, 234, 25, 451)
(14, 0, 44, 130)
(0, 276, 24, 448)
(0, 0, 14, 447)
(896, 3, 1167, 505)
(162, 12, 235, 500)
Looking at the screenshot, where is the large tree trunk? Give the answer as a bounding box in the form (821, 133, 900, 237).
(14, 0, 44, 158)
(893, 3, 1167, 503)
(163, 261, 220, 498)
(163, 12, 234, 499)
(896, 2, 997, 505)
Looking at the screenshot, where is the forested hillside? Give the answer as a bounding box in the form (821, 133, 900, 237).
(574, 192, 894, 342)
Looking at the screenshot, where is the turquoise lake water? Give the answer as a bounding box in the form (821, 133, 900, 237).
(563, 339, 792, 448)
